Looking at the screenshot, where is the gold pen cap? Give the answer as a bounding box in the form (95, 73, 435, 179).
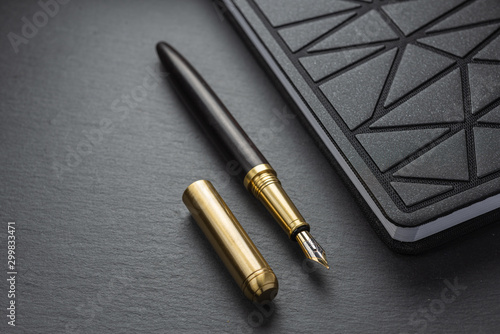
(182, 180, 278, 303)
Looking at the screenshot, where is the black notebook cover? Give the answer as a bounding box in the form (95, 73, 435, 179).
(223, 0, 500, 253)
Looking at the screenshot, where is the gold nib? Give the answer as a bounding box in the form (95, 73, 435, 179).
(296, 231, 329, 269)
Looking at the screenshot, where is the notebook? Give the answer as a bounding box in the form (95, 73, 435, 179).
(222, 0, 500, 253)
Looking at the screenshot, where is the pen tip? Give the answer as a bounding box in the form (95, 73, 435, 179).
(314, 257, 330, 270)
(296, 230, 330, 270)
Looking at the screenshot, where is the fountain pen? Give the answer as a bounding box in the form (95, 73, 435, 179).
(156, 42, 329, 269)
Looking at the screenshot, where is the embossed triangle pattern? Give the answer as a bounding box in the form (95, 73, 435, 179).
(382, 0, 465, 36)
(357, 128, 448, 172)
(309, 10, 398, 51)
(278, 13, 354, 52)
(253, 0, 500, 207)
(428, 0, 500, 32)
(320, 49, 397, 130)
(371, 69, 464, 128)
(474, 127, 500, 177)
(474, 34, 500, 61)
(469, 64, 500, 114)
(254, 0, 360, 26)
(385, 44, 456, 107)
(478, 106, 500, 124)
(391, 182, 453, 206)
(418, 23, 499, 57)
(394, 130, 469, 181)
(300, 45, 384, 82)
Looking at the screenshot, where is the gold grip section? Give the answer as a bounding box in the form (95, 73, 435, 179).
(182, 180, 278, 303)
(244, 164, 310, 239)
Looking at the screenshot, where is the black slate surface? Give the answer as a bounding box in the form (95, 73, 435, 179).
(0, 1, 499, 333)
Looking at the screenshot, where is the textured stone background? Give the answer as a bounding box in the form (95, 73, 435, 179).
(0, 0, 499, 333)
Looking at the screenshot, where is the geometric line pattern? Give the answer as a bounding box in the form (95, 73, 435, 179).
(391, 182, 454, 206)
(252, 0, 500, 209)
(418, 23, 499, 57)
(371, 69, 464, 128)
(382, 0, 467, 36)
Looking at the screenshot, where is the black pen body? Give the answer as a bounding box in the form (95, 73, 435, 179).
(156, 42, 328, 267)
(156, 42, 268, 179)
